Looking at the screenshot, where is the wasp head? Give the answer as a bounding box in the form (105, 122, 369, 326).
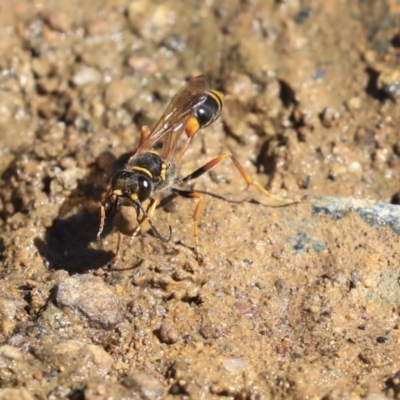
(104, 170, 152, 214)
(100, 170, 171, 243)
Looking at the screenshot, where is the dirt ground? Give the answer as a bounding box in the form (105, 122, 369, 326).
(1, 0, 400, 399)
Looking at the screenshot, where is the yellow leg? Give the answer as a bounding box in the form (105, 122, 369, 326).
(97, 204, 106, 240)
(173, 152, 300, 260)
(139, 125, 150, 147)
(175, 137, 193, 163)
(130, 198, 160, 239)
(182, 152, 299, 205)
(171, 188, 203, 261)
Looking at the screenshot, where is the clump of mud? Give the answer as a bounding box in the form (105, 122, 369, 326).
(1, 1, 400, 398)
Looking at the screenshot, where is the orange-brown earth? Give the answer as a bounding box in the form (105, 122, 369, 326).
(1, 1, 400, 399)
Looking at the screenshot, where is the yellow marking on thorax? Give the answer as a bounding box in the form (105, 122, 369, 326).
(130, 194, 138, 201)
(112, 189, 123, 196)
(130, 166, 153, 178)
(147, 150, 160, 155)
(160, 163, 167, 181)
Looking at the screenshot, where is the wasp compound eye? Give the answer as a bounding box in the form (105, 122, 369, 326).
(137, 176, 151, 202)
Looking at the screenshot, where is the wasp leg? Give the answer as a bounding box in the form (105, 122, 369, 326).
(108, 199, 159, 268)
(146, 197, 159, 218)
(171, 188, 203, 261)
(115, 231, 123, 259)
(131, 197, 160, 238)
(175, 137, 193, 163)
(182, 152, 299, 205)
(97, 204, 106, 240)
(97, 190, 115, 240)
(175, 116, 202, 163)
(139, 125, 150, 147)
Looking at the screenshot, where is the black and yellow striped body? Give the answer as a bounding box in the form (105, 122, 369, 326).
(185, 90, 224, 138)
(98, 77, 228, 254)
(106, 89, 224, 212)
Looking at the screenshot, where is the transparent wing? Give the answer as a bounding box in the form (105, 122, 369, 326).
(135, 75, 209, 162)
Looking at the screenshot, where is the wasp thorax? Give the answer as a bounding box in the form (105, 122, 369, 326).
(111, 170, 152, 202)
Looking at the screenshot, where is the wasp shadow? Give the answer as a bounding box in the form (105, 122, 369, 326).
(365, 67, 387, 102)
(35, 209, 115, 274)
(33, 149, 138, 274)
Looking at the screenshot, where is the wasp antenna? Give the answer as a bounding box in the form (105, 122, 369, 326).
(148, 220, 172, 242)
(97, 193, 124, 240)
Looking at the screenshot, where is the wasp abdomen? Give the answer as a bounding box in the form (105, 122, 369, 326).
(185, 90, 224, 137)
(196, 90, 224, 128)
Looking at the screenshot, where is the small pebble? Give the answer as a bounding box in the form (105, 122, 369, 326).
(158, 322, 179, 344)
(222, 358, 248, 374)
(348, 161, 362, 178)
(31, 58, 51, 77)
(44, 340, 114, 375)
(72, 66, 101, 86)
(123, 370, 163, 399)
(346, 97, 361, 111)
(0, 388, 35, 400)
(54, 275, 125, 329)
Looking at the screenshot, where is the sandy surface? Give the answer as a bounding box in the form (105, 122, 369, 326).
(1, 0, 400, 399)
